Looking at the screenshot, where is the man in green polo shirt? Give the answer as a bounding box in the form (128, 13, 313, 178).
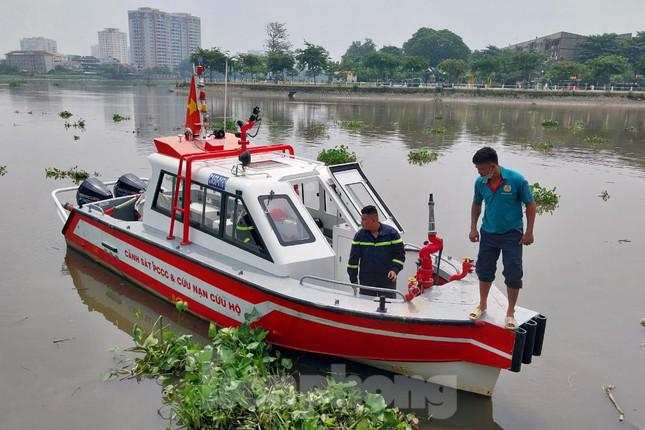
(468, 147, 536, 329)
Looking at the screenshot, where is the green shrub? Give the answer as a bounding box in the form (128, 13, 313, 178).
(317, 145, 357, 165)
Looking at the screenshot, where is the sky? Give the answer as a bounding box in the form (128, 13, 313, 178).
(2, 0, 644, 60)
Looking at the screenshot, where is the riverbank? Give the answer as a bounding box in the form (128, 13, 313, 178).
(204, 82, 645, 107)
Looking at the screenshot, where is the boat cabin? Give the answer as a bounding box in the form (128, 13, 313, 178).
(139, 134, 403, 282)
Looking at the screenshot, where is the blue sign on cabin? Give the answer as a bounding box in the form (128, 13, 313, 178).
(208, 173, 228, 191)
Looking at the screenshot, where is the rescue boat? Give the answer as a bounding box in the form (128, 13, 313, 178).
(51, 68, 546, 396)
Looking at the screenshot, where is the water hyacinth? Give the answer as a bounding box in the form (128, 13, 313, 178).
(110, 317, 418, 429)
(530, 182, 560, 215)
(408, 148, 439, 165)
(317, 145, 357, 166)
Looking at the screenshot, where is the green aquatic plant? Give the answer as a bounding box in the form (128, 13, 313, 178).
(530, 182, 560, 215)
(59, 110, 73, 119)
(529, 141, 554, 153)
(422, 126, 447, 135)
(338, 120, 365, 130)
(211, 119, 238, 132)
(408, 148, 439, 165)
(302, 121, 329, 140)
(584, 135, 608, 145)
(571, 120, 585, 133)
(74, 118, 85, 129)
(625, 126, 637, 133)
(317, 145, 357, 165)
(8, 79, 26, 88)
(110, 318, 418, 430)
(541, 119, 559, 128)
(0, 165, 6, 176)
(112, 113, 130, 122)
(45, 166, 97, 184)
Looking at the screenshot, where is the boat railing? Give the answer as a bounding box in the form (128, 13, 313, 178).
(51, 178, 149, 224)
(299, 275, 407, 302)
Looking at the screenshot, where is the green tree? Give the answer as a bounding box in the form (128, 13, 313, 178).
(0, 63, 19, 74)
(362, 51, 401, 81)
(238, 53, 267, 80)
(267, 52, 295, 81)
(507, 51, 546, 83)
(586, 55, 631, 84)
(295, 42, 329, 84)
(265, 22, 291, 54)
(400, 55, 427, 79)
(437, 58, 467, 83)
(380, 46, 404, 57)
(403, 28, 470, 66)
(190, 48, 227, 81)
(577, 33, 627, 62)
(341, 38, 377, 65)
(97, 63, 134, 79)
(470, 46, 501, 84)
(545, 60, 587, 82)
(623, 32, 645, 75)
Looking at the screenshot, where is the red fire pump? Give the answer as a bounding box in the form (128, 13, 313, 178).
(406, 234, 444, 300)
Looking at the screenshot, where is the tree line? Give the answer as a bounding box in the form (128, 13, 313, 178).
(3, 23, 643, 87)
(188, 24, 645, 87)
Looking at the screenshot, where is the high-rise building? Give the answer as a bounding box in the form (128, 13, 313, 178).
(97, 28, 129, 64)
(128, 7, 201, 70)
(20, 37, 57, 54)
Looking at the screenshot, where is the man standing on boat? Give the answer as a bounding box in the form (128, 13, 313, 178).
(468, 147, 536, 329)
(347, 205, 405, 298)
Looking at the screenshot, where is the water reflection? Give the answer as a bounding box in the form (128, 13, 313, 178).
(65, 248, 500, 429)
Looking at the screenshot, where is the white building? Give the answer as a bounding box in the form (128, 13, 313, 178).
(128, 7, 201, 70)
(97, 28, 129, 64)
(20, 37, 57, 54)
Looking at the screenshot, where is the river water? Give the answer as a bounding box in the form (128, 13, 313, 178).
(0, 81, 644, 429)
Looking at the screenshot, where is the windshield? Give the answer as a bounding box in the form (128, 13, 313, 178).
(259, 194, 314, 246)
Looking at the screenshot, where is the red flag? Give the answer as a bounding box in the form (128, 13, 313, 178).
(185, 74, 201, 136)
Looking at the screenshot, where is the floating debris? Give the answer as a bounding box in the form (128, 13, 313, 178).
(640, 318, 645, 327)
(598, 190, 610, 201)
(73, 135, 80, 141)
(112, 113, 131, 122)
(53, 337, 75, 344)
(601, 384, 624, 422)
(45, 166, 98, 184)
(618, 239, 631, 244)
(59, 110, 73, 119)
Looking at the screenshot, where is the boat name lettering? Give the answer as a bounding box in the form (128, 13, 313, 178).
(208, 173, 228, 191)
(123, 249, 241, 315)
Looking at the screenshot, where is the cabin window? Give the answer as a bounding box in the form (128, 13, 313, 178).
(259, 194, 315, 246)
(345, 182, 386, 221)
(224, 195, 267, 255)
(152, 171, 270, 260)
(152, 171, 183, 219)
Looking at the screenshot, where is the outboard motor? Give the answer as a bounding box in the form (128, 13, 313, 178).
(76, 177, 113, 206)
(113, 173, 146, 197)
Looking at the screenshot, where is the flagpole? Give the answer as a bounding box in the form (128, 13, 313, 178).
(223, 59, 228, 131)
